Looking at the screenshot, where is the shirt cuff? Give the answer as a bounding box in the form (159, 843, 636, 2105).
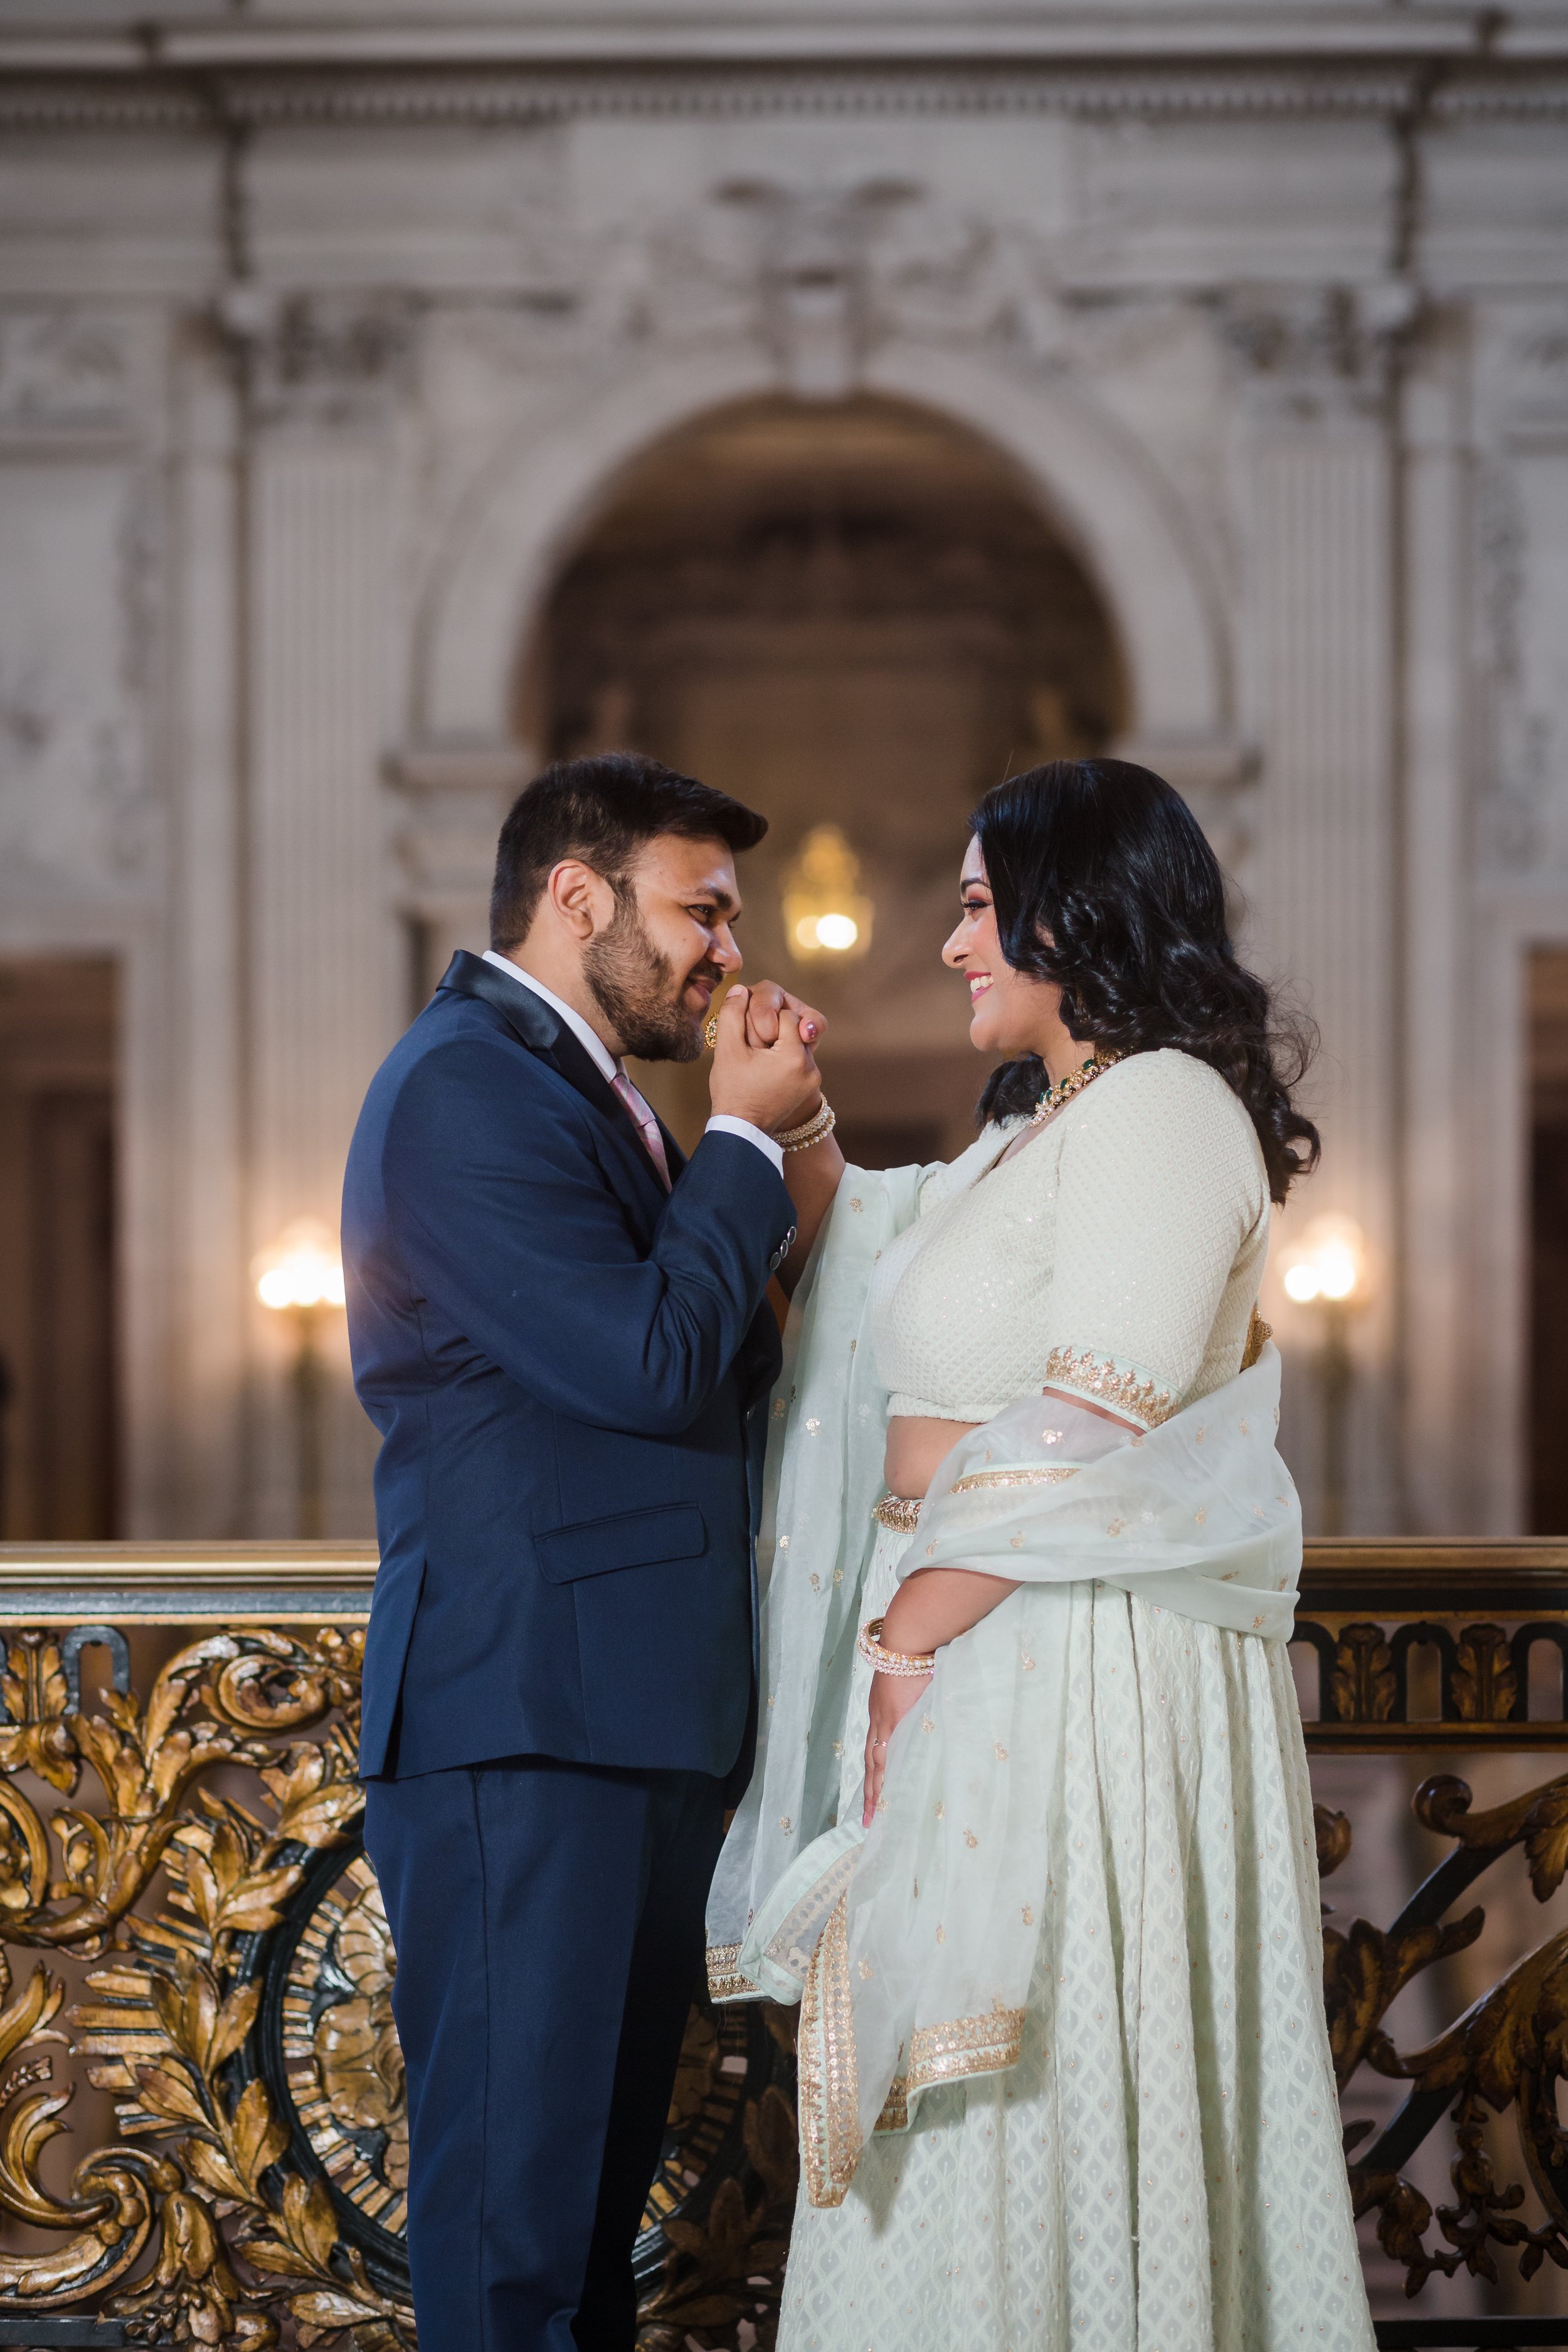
(705, 1115, 785, 1176)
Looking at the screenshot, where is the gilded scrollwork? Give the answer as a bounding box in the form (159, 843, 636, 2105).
(1328, 1621, 1399, 1724)
(1452, 1623, 1520, 1724)
(635, 2008, 800, 2352)
(0, 1613, 800, 2350)
(0, 1621, 410, 2346)
(8, 1569, 1568, 2341)
(1320, 1760, 1568, 2298)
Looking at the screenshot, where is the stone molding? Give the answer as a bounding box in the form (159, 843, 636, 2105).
(216, 289, 417, 428)
(2, 60, 1567, 136)
(1216, 282, 1421, 424)
(1115, 733, 1259, 871)
(1490, 302, 1568, 439)
(0, 305, 135, 435)
(386, 741, 534, 912)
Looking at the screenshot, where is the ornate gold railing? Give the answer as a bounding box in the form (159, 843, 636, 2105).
(0, 1540, 1564, 2349)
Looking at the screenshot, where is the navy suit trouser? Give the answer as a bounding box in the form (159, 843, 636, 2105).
(363, 1755, 726, 2352)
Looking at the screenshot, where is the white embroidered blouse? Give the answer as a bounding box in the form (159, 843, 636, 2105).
(866, 1047, 1270, 1431)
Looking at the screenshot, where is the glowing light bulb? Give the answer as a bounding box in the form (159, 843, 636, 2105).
(781, 825, 873, 963)
(253, 1219, 346, 1313)
(1279, 1214, 1369, 1312)
(813, 912, 859, 952)
(1317, 1251, 1358, 1302)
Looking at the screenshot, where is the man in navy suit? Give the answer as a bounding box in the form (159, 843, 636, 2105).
(343, 753, 823, 2352)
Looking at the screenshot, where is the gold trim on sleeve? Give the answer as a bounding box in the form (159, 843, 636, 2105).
(1241, 1305, 1272, 1370)
(706, 1942, 761, 2003)
(874, 2075, 909, 2134)
(1044, 1343, 1175, 1429)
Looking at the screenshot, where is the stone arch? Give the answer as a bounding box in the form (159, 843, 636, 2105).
(526, 389, 1129, 770)
(413, 344, 1231, 762)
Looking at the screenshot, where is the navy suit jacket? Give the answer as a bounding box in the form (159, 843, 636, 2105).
(342, 951, 796, 1785)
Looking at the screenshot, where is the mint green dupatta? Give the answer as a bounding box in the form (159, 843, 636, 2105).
(705, 1161, 1301, 2211)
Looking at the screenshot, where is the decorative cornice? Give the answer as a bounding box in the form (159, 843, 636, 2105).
(0, 11, 1550, 75)
(1431, 69, 1568, 116)
(0, 56, 1565, 135)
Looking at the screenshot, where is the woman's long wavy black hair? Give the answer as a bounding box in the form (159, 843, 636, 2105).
(972, 759, 1318, 1205)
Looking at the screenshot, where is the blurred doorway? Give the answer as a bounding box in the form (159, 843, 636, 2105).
(1530, 947, 1568, 1532)
(0, 958, 117, 1538)
(525, 393, 1126, 1153)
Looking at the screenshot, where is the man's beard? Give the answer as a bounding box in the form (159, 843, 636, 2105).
(583, 893, 713, 1064)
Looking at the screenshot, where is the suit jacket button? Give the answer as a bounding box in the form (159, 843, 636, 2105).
(770, 1226, 797, 1273)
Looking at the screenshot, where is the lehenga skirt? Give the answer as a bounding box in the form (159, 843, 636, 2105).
(776, 1523, 1374, 2352)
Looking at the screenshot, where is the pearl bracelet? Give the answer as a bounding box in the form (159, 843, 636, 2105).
(857, 1616, 936, 1678)
(776, 1100, 837, 1153)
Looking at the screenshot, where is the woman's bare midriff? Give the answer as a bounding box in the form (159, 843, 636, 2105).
(885, 1391, 1140, 1503)
(884, 1414, 981, 1503)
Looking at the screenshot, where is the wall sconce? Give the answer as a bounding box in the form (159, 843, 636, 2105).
(781, 824, 874, 963)
(1279, 1213, 1369, 1539)
(253, 1218, 346, 1540)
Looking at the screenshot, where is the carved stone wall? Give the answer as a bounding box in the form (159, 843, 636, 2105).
(0, 16, 1564, 1534)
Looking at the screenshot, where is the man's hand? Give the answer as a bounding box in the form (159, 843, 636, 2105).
(709, 984, 824, 1135)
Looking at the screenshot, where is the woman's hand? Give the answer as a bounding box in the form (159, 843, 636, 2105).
(731, 980, 845, 1291)
(741, 981, 827, 1131)
(709, 985, 823, 1135)
(862, 1667, 933, 1827)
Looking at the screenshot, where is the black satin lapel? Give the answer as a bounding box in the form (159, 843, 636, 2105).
(435, 950, 623, 1127)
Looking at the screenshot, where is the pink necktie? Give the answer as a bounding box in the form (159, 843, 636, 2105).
(612, 1069, 672, 1191)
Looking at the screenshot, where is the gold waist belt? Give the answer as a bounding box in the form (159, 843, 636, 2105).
(872, 1493, 922, 1535)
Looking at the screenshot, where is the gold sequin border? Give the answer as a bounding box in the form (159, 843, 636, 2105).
(906, 2003, 1025, 2099)
(1044, 1343, 1175, 1429)
(799, 1892, 861, 2209)
(874, 2004, 1027, 2137)
(950, 1465, 1081, 1493)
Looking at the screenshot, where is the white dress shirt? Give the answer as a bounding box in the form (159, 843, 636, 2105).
(480, 950, 785, 1176)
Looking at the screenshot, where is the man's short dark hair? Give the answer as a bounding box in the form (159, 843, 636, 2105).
(490, 752, 768, 948)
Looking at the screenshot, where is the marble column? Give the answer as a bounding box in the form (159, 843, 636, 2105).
(1231, 293, 1401, 1530)
(243, 297, 410, 1534)
(163, 327, 248, 1535)
(1399, 324, 1476, 1532)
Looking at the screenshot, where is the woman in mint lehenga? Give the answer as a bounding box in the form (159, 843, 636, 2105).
(707, 760, 1375, 2352)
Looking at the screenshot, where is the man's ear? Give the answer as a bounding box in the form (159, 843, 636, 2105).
(547, 859, 617, 940)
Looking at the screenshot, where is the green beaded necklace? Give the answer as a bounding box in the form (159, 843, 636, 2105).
(1029, 1048, 1125, 1126)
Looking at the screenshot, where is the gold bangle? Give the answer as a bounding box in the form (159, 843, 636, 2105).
(872, 1493, 921, 1535)
(857, 1616, 936, 1678)
(777, 1101, 835, 1153)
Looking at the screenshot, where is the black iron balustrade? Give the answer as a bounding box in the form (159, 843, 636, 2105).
(0, 1539, 1562, 2351)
